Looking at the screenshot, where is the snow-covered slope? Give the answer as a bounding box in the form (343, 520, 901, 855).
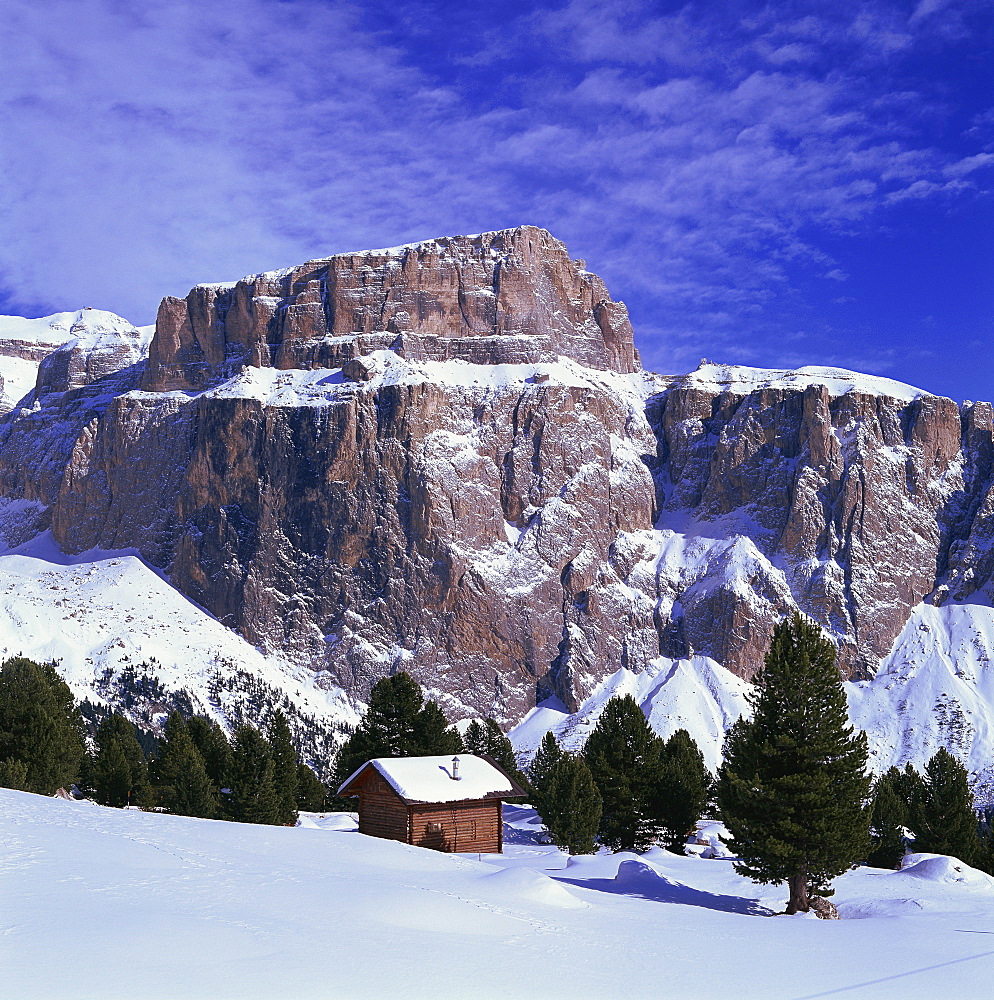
(0, 354, 42, 408)
(4, 790, 994, 1000)
(850, 601, 994, 803)
(0, 524, 356, 767)
(134, 350, 663, 407)
(0, 309, 96, 348)
(511, 655, 751, 774)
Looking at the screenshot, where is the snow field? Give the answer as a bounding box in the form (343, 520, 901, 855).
(3, 789, 994, 1000)
(673, 361, 931, 403)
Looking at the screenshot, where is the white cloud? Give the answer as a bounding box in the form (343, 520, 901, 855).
(943, 153, 994, 178)
(911, 0, 951, 23)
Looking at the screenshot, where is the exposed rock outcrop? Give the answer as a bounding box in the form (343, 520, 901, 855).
(143, 226, 640, 392)
(637, 369, 987, 680)
(35, 310, 151, 395)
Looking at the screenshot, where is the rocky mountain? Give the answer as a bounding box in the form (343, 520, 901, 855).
(1, 226, 993, 794)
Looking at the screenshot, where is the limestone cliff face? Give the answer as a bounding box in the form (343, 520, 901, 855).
(1, 230, 992, 724)
(639, 373, 991, 681)
(144, 226, 640, 392)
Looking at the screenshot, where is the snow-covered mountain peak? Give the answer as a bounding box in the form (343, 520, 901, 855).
(33, 309, 154, 395)
(65, 308, 151, 347)
(0, 308, 146, 348)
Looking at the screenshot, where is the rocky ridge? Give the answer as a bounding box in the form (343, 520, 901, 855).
(1, 227, 993, 758)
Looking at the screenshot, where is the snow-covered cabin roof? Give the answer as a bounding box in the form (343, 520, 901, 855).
(337, 754, 524, 804)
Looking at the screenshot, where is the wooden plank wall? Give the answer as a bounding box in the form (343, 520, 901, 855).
(355, 775, 409, 843)
(409, 800, 502, 854)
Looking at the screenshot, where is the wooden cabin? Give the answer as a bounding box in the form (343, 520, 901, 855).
(337, 753, 526, 854)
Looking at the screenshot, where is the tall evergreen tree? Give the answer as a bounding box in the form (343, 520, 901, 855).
(186, 716, 233, 796)
(538, 753, 602, 855)
(296, 763, 327, 812)
(656, 729, 713, 852)
(333, 672, 463, 787)
(583, 694, 664, 851)
(463, 720, 486, 756)
(976, 809, 994, 876)
(906, 748, 980, 863)
(266, 710, 299, 826)
(896, 762, 925, 814)
(91, 714, 151, 808)
(0, 757, 28, 791)
(228, 725, 281, 825)
(0, 656, 86, 794)
(528, 731, 564, 807)
(717, 613, 871, 914)
(333, 672, 427, 784)
(414, 701, 463, 755)
(480, 718, 530, 794)
(153, 712, 217, 818)
(865, 768, 908, 869)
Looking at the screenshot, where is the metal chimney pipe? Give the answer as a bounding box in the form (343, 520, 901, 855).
(452, 756, 460, 780)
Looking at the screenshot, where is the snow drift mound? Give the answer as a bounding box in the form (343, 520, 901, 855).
(479, 866, 588, 908)
(615, 859, 674, 888)
(897, 853, 994, 888)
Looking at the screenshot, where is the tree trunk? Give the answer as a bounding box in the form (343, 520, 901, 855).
(786, 869, 810, 914)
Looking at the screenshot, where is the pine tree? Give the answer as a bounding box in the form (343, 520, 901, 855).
(538, 753, 602, 855)
(480, 718, 530, 795)
(463, 720, 486, 755)
(296, 763, 327, 812)
(896, 762, 925, 813)
(333, 672, 465, 788)
(186, 716, 233, 797)
(583, 694, 664, 851)
(93, 740, 131, 806)
(361, 672, 425, 755)
(91, 714, 151, 808)
(266, 710, 299, 826)
(717, 613, 872, 914)
(656, 729, 712, 852)
(0, 757, 28, 790)
(228, 725, 281, 825)
(153, 712, 217, 818)
(976, 809, 994, 876)
(0, 656, 86, 794)
(906, 748, 980, 863)
(333, 672, 427, 785)
(414, 701, 463, 755)
(865, 768, 907, 869)
(528, 731, 564, 809)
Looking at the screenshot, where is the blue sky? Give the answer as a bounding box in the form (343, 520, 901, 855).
(1, 0, 992, 401)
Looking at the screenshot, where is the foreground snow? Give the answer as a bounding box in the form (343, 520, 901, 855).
(3, 790, 993, 1000)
